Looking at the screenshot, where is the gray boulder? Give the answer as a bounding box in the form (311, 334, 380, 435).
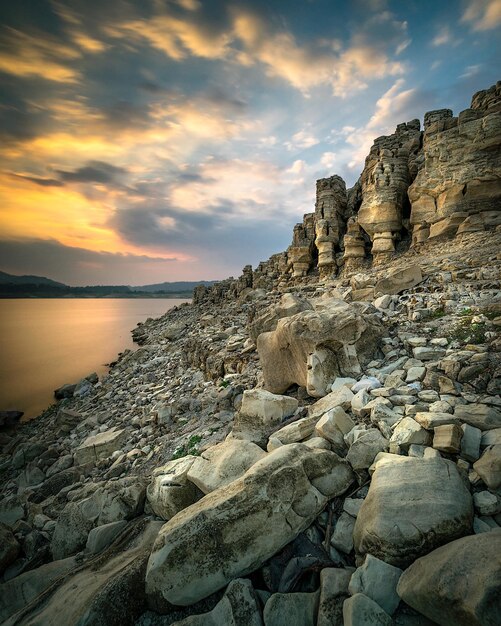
(397, 530, 501, 626)
(172, 578, 263, 625)
(145, 444, 354, 608)
(354, 457, 473, 567)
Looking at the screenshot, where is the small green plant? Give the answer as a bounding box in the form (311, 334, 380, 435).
(447, 320, 487, 345)
(220, 379, 230, 388)
(428, 307, 446, 320)
(171, 434, 203, 460)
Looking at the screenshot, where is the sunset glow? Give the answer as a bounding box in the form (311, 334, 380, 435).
(0, 0, 500, 284)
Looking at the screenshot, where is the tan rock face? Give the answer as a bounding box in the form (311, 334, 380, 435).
(357, 120, 422, 257)
(145, 444, 354, 608)
(409, 82, 501, 243)
(257, 300, 383, 397)
(314, 175, 347, 280)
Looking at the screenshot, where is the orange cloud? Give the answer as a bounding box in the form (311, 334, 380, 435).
(0, 27, 81, 83)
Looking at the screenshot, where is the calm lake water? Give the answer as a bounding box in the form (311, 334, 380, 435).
(0, 298, 189, 420)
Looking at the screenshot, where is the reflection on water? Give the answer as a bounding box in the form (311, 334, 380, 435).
(0, 298, 189, 420)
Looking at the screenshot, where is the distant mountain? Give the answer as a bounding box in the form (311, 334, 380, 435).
(0, 271, 67, 287)
(131, 281, 217, 293)
(0, 271, 217, 298)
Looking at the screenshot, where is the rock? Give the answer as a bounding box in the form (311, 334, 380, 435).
(315, 407, 354, 447)
(460, 424, 482, 462)
(397, 530, 501, 626)
(187, 439, 267, 494)
(257, 300, 383, 396)
(412, 346, 446, 361)
(317, 568, 351, 626)
(409, 86, 501, 243)
(29, 467, 81, 504)
(389, 417, 432, 449)
(343, 498, 364, 517)
(86, 520, 128, 554)
(269, 415, 317, 446)
(263, 591, 319, 626)
(482, 428, 501, 447)
(351, 388, 370, 417)
(330, 512, 355, 554)
(343, 593, 392, 626)
(46, 454, 74, 478)
(145, 444, 354, 608)
(473, 445, 501, 489)
(414, 412, 459, 429)
(147, 457, 203, 521)
(354, 457, 473, 567)
(454, 404, 501, 430)
(54, 383, 76, 399)
(473, 491, 501, 516)
(73, 377, 94, 398)
(0, 523, 20, 574)
(331, 377, 357, 391)
(406, 366, 426, 383)
(374, 265, 423, 296)
(346, 430, 388, 470)
(240, 389, 298, 423)
(52, 478, 146, 559)
(74, 428, 128, 464)
(309, 387, 355, 418)
(433, 423, 462, 453)
(55, 408, 82, 433)
(249, 293, 312, 342)
(0, 410, 23, 428)
(0, 495, 24, 526)
(0, 556, 78, 623)
(172, 579, 263, 625)
(4, 519, 162, 626)
(349, 554, 402, 615)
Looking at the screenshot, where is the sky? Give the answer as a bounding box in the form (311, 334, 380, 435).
(0, 0, 500, 286)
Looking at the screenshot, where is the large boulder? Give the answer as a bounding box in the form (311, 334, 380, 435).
(187, 439, 267, 494)
(147, 456, 203, 521)
(3, 519, 162, 626)
(249, 293, 313, 341)
(145, 444, 354, 608)
(257, 299, 383, 397)
(353, 456, 473, 567)
(397, 530, 501, 626)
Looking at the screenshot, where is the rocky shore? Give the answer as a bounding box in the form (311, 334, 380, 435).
(1, 82, 501, 626)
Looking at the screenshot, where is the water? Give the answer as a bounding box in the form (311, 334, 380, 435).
(0, 298, 189, 420)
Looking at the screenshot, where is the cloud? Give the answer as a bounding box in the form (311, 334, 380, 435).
(107, 12, 231, 61)
(0, 26, 81, 82)
(431, 26, 459, 47)
(462, 0, 501, 30)
(460, 64, 482, 78)
(285, 129, 320, 150)
(55, 161, 128, 184)
(0, 237, 182, 286)
(109, 6, 408, 96)
(9, 173, 64, 187)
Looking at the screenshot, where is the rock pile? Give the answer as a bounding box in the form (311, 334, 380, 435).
(1, 82, 500, 625)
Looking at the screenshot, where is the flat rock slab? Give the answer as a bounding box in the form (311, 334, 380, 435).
(75, 428, 128, 464)
(145, 444, 354, 608)
(353, 457, 473, 567)
(397, 530, 501, 626)
(454, 404, 501, 431)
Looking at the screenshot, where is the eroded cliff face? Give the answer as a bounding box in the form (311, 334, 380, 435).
(195, 81, 501, 305)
